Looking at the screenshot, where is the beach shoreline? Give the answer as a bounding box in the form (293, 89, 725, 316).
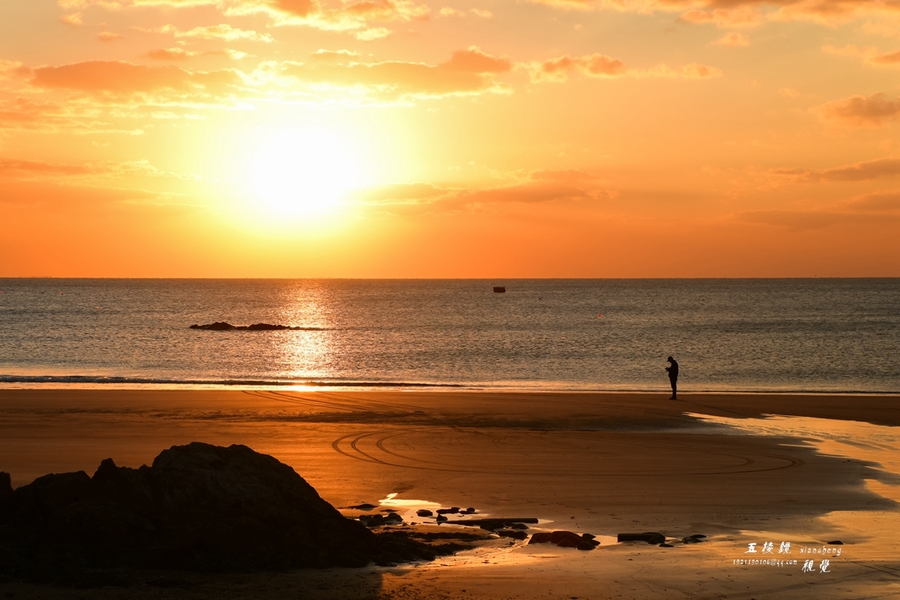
(1, 390, 898, 599)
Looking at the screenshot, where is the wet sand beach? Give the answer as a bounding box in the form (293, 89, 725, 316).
(0, 390, 898, 599)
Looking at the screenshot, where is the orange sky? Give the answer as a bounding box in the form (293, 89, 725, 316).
(1, 0, 899, 277)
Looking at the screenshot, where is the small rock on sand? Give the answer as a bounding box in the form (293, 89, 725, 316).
(529, 531, 599, 551)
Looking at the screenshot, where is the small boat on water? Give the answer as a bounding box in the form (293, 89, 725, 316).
(493, 286, 506, 293)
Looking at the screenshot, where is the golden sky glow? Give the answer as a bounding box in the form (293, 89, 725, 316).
(1, 0, 900, 276)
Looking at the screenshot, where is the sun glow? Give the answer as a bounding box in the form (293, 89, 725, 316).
(239, 126, 366, 224)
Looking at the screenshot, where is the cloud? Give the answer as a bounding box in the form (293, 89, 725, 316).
(145, 47, 247, 61)
(0, 158, 201, 215)
(60, 13, 84, 26)
(523, 0, 900, 28)
(738, 189, 900, 229)
(819, 93, 900, 127)
(678, 7, 765, 28)
(138, 23, 274, 42)
(0, 60, 32, 81)
(97, 31, 125, 42)
(0, 97, 77, 132)
(523, 0, 597, 9)
(279, 47, 512, 100)
(307, 49, 360, 62)
(636, 62, 722, 79)
(772, 157, 900, 183)
(0, 97, 145, 135)
(456, 179, 614, 206)
(60, 0, 215, 6)
(0, 156, 196, 183)
(713, 32, 749, 46)
(58, 0, 128, 8)
(822, 44, 869, 58)
(439, 6, 466, 17)
(0, 158, 95, 177)
(355, 169, 615, 215)
(354, 27, 391, 40)
(738, 209, 898, 230)
(171, 24, 274, 42)
(860, 20, 900, 37)
(146, 48, 194, 61)
(29, 60, 244, 100)
(822, 44, 900, 67)
(437, 6, 492, 18)
(530, 169, 599, 182)
(848, 190, 900, 211)
(64, 0, 900, 29)
(357, 182, 446, 203)
(527, 53, 721, 82)
(67, 0, 431, 36)
(530, 54, 626, 82)
(225, 0, 430, 33)
(0, 179, 160, 208)
(870, 50, 900, 65)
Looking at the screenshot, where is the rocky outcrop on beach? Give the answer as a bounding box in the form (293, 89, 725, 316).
(0, 443, 474, 583)
(189, 322, 300, 331)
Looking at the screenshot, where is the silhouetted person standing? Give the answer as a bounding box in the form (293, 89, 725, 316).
(666, 356, 679, 400)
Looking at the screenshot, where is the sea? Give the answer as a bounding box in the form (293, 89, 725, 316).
(0, 279, 898, 394)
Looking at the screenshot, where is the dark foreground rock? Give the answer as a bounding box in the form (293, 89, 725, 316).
(0, 471, 11, 500)
(0, 443, 475, 585)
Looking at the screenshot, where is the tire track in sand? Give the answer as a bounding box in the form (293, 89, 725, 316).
(330, 430, 805, 477)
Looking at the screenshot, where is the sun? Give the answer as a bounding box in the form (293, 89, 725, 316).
(239, 126, 365, 223)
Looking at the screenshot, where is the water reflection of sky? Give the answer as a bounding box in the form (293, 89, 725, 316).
(686, 413, 900, 503)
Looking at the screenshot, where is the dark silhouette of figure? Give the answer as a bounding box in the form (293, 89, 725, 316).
(666, 356, 679, 400)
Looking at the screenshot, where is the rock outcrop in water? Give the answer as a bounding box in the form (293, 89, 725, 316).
(0, 443, 380, 580)
(190, 322, 300, 331)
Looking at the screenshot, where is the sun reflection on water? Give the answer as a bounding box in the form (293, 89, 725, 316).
(273, 283, 336, 381)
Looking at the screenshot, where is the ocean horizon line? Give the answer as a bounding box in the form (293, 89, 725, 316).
(2, 276, 899, 281)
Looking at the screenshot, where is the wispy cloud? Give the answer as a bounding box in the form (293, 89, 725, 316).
(527, 53, 721, 82)
(822, 44, 900, 68)
(29, 60, 246, 105)
(97, 32, 125, 42)
(712, 32, 749, 47)
(138, 23, 274, 42)
(60, 13, 84, 26)
(529, 54, 626, 82)
(354, 169, 616, 215)
(739, 209, 898, 230)
(738, 187, 900, 230)
(278, 47, 511, 100)
(818, 93, 900, 128)
(528, 0, 900, 28)
(771, 157, 900, 183)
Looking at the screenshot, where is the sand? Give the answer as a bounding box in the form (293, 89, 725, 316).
(0, 389, 898, 599)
